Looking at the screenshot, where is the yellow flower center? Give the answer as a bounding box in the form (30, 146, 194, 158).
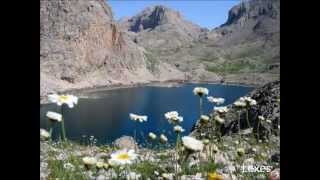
(208, 172, 223, 180)
(59, 95, 69, 103)
(117, 153, 129, 160)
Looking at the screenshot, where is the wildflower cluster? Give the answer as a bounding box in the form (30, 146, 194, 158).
(41, 94, 78, 142)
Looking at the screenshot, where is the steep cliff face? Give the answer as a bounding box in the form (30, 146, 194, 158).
(214, 0, 280, 45)
(40, 0, 183, 97)
(222, 0, 279, 28)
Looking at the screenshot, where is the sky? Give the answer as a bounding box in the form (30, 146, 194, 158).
(107, 0, 240, 29)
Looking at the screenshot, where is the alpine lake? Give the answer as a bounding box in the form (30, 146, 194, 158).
(40, 83, 254, 146)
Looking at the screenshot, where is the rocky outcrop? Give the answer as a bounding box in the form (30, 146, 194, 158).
(222, 0, 279, 28)
(191, 80, 280, 140)
(120, 5, 202, 50)
(40, 0, 184, 97)
(214, 0, 280, 45)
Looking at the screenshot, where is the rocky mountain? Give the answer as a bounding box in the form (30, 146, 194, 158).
(200, 0, 280, 83)
(205, 0, 280, 61)
(40, 0, 183, 97)
(120, 0, 280, 83)
(120, 5, 203, 49)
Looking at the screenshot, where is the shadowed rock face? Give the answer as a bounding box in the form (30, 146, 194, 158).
(191, 80, 280, 140)
(128, 5, 169, 32)
(222, 0, 279, 28)
(41, 0, 134, 95)
(215, 0, 280, 45)
(40, 0, 184, 97)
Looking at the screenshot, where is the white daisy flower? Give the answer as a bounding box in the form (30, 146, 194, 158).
(148, 132, 157, 140)
(214, 115, 225, 124)
(258, 116, 265, 121)
(193, 87, 209, 97)
(46, 111, 62, 122)
(154, 171, 160, 176)
(251, 148, 257, 153)
(242, 96, 257, 106)
(207, 96, 225, 105)
(162, 173, 174, 179)
(169, 116, 183, 124)
(103, 163, 109, 170)
(129, 113, 148, 122)
(182, 136, 204, 152)
(164, 111, 179, 119)
(63, 163, 75, 171)
(108, 149, 137, 166)
(82, 157, 97, 166)
(266, 119, 272, 124)
(236, 148, 245, 156)
(200, 115, 210, 124)
(40, 129, 50, 140)
(96, 161, 104, 169)
(214, 106, 229, 114)
(160, 134, 168, 144)
(233, 100, 246, 108)
(164, 111, 183, 124)
(126, 172, 141, 180)
(48, 94, 78, 108)
(249, 100, 257, 106)
(261, 152, 267, 158)
(203, 139, 210, 145)
(173, 125, 185, 133)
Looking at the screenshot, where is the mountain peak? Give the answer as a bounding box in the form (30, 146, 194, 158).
(221, 0, 279, 27)
(124, 5, 188, 32)
(152, 5, 169, 11)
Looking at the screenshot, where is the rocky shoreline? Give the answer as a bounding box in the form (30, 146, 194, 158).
(40, 78, 271, 104)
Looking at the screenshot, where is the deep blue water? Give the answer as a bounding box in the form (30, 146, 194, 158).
(40, 83, 253, 146)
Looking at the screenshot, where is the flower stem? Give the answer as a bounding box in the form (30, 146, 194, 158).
(174, 137, 179, 179)
(210, 117, 215, 158)
(238, 111, 242, 147)
(183, 150, 191, 164)
(246, 108, 251, 128)
(48, 121, 53, 140)
(134, 123, 137, 152)
(245, 107, 256, 142)
(257, 118, 260, 142)
(176, 133, 180, 150)
(61, 106, 67, 141)
(216, 122, 221, 142)
(199, 97, 203, 117)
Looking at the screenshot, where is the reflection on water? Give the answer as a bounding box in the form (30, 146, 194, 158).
(40, 83, 253, 145)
